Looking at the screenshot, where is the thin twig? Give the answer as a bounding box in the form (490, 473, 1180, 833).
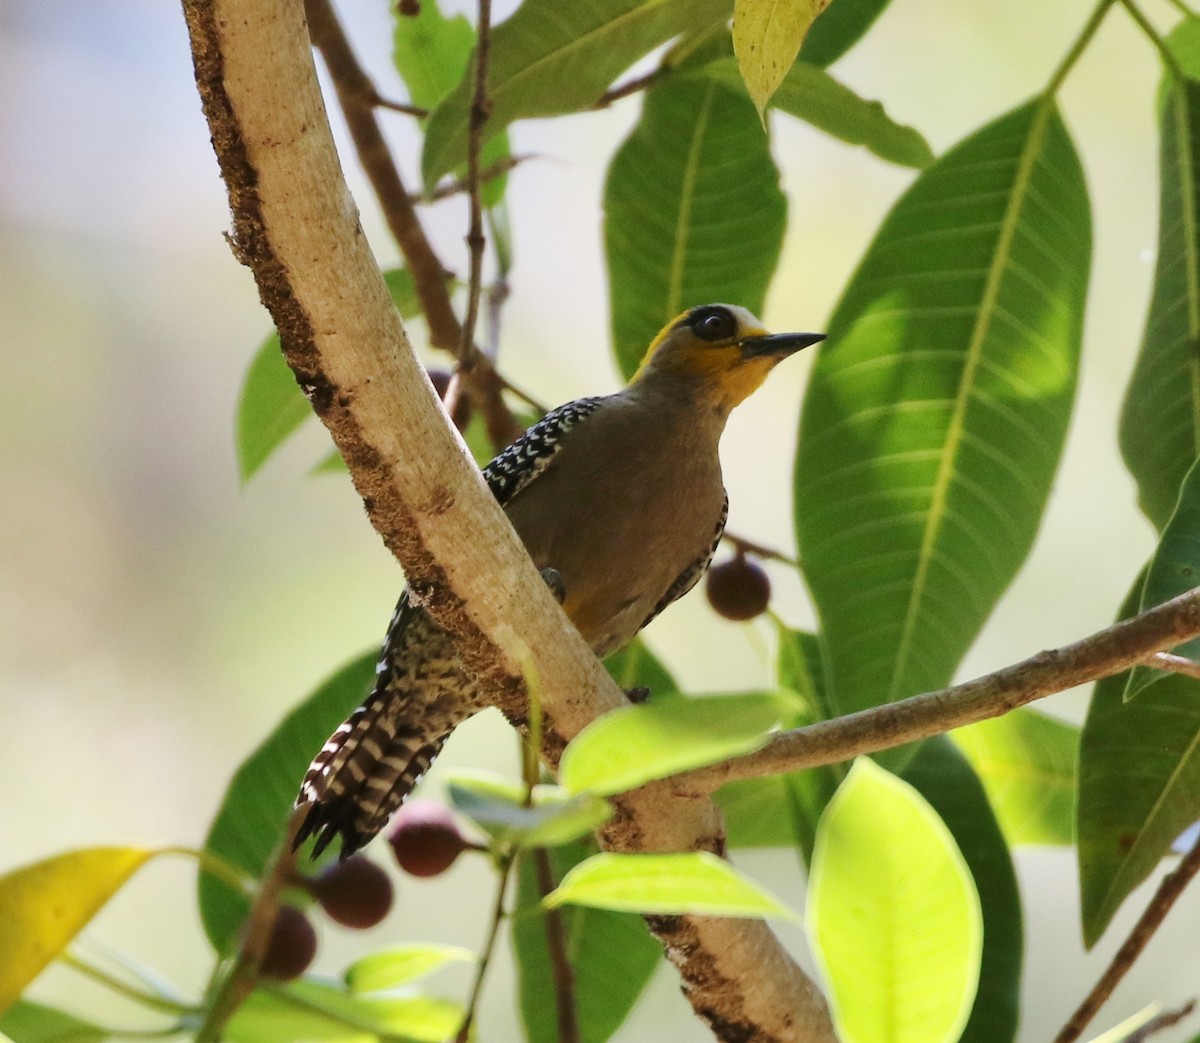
(458, 0, 493, 359)
(1142, 651, 1200, 679)
(421, 154, 533, 204)
(194, 812, 304, 1043)
(1118, 0, 1187, 77)
(1162, 0, 1196, 17)
(722, 530, 799, 568)
(677, 586, 1200, 792)
(1122, 1001, 1196, 1042)
(1045, 0, 1119, 95)
(60, 951, 197, 1016)
(1054, 834, 1200, 1043)
(372, 92, 428, 117)
(456, 852, 515, 1042)
(594, 67, 665, 108)
(532, 849, 581, 1043)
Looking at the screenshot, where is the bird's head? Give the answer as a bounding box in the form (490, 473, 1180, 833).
(631, 304, 824, 414)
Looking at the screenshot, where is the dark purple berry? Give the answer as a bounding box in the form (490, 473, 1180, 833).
(309, 855, 394, 929)
(706, 554, 772, 621)
(387, 800, 469, 878)
(260, 905, 317, 981)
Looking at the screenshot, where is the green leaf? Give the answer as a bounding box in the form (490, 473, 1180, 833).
(768, 62, 931, 167)
(701, 57, 931, 167)
(393, 0, 475, 109)
(1119, 64, 1200, 530)
(795, 99, 1091, 727)
(712, 627, 840, 856)
(392, 0, 510, 207)
(446, 778, 612, 847)
(559, 691, 796, 796)
(0, 1001, 108, 1043)
(198, 651, 377, 954)
(546, 852, 795, 918)
(421, 0, 733, 186)
(1078, 645, 1200, 945)
(731, 0, 825, 116)
(344, 944, 474, 994)
(603, 638, 677, 695)
(1168, 16, 1200, 79)
(0, 847, 159, 1012)
(512, 838, 659, 1043)
(902, 739, 1021, 1043)
(227, 981, 461, 1043)
(235, 269, 419, 482)
(951, 708, 1078, 846)
(799, 0, 891, 66)
(1127, 457, 1200, 699)
(605, 75, 786, 378)
(775, 626, 828, 718)
(236, 333, 312, 483)
(808, 759, 982, 1043)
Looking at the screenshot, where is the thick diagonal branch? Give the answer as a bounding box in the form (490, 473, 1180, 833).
(180, 1, 833, 1039)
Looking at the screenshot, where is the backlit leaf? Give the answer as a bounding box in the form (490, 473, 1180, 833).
(951, 708, 1078, 846)
(559, 691, 796, 796)
(903, 740, 1021, 1043)
(344, 944, 474, 994)
(0, 848, 157, 1013)
(731, 0, 827, 116)
(0, 1001, 108, 1043)
(546, 852, 794, 919)
(808, 759, 982, 1043)
(227, 981, 461, 1043)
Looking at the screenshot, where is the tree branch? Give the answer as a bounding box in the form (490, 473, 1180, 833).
(678, 586, 1200, 793)
(302, 0, 460, 354)
(458, 0, 492, 359)
(1054, 832, 1200, 1043)
(303, 0, 522, 452)
(180, 0, 834, 1038)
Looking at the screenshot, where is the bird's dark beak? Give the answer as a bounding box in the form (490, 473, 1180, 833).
(738, 331, 825, 359)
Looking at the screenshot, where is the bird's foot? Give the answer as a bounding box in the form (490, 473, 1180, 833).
(625, 686, 651, 704)
(539, 567, 566, 604)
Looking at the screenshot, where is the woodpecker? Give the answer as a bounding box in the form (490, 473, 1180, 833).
(295, 304, 823, 857)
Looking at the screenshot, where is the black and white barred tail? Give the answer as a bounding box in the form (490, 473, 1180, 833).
(293, 595, 482, 858)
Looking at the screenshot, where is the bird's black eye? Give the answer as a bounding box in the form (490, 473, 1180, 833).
(690, 307, 738, 343)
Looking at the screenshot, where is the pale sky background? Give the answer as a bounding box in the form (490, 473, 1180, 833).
(1, 0, 1196, 1040)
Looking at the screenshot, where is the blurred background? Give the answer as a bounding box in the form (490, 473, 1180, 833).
(1, 0, 1194, 1038)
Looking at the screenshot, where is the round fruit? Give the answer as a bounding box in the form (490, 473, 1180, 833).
(705, 554, 771, 621)
(260, 905, 317, 981)
(387, 800, 469, 878)
(309, 855, 394, 929)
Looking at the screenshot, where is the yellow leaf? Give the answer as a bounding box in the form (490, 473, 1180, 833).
(0, 847, 157, 1013)
(733, 0, 830, 117)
